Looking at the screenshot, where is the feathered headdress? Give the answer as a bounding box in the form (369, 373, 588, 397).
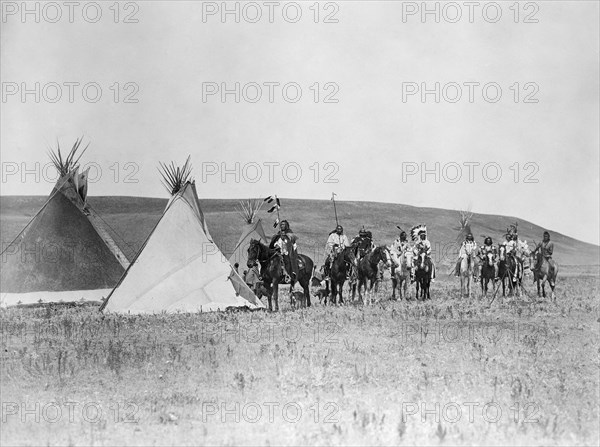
(410, 224, 427, 242)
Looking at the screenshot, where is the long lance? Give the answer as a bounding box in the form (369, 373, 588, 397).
(275, 195, 282, 237)
(331, 192, 339, 226)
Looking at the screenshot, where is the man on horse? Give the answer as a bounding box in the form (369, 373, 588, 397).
(269, 219, 299, 282)
(533, 231, 556, 271)
(391, 230, 411, 270)
(351, 227, 375, 261)
(455, 233, 478, 279)
(392, 230, 412, 256)
(412, 229, 435, 282)
(324, 224, 350, 278)
(478, 236, 499, 280)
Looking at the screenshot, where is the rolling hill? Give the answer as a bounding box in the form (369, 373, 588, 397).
(1, 196, 598, 273)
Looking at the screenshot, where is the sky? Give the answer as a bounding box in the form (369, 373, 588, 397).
(1, 1, 599, 244)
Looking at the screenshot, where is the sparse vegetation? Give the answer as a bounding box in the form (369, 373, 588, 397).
(1, 274, 598, 445)
(1, 198, 598, 445)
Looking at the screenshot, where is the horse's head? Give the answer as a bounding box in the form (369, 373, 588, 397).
(377, 246, 392, 268)
(343, 246, 358, 267)
(485, 252, 495, 267)
(247, 239, 263, 268)
(531, 249, 543, 270)
(403, 250, 414, 267)
(499, 245, 506, 261)
(417, 251, 426, 269)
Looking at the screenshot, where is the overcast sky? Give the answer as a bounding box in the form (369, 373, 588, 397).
(1, 1, 598, 244)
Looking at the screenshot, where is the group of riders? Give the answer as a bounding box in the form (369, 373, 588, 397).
(245, 220, 556, 289)
(454, 226, 556, 282)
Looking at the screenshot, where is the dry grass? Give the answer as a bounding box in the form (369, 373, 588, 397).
(1, 273, 598, 446)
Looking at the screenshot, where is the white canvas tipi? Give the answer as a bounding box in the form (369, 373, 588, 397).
(101, 160, 263, 313)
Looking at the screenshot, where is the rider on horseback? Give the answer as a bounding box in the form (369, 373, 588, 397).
(391, 230, 411, 273)
(478, 236, 499, 280)
(412, 230, 435, 282)
(455, 233, 477, 279)
(324, 224, 350, 278)
(532, 231, 556, 272)
(536, 231, 554, 259)
(351, 227, 375, 261)
(269, 220, 299, 282)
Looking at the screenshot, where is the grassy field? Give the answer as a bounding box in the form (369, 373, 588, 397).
(1, 196, 599, 445)
(1, 273, 599, 446)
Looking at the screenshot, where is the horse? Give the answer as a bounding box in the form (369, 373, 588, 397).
(480, 251, 496, 297)
(324, 246, 357, 305)
(531, 250, 558, 300)
(414, 251, 433, 300)
(391, 250, 413, 300)
(352, 245, 391, 305)
(247, 239, 314, 312)
(458, 244, 477, 298)
(498, 245, 522, 297)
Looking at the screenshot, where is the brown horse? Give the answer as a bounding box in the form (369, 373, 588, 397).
(324, 246, 357, 305)
(352, 246, 391, 305)
(498, 245, 522, 297)
(531, 250, 558, 300)
(414, 251, 433, 300)
(247, 239, 314, 312)
(480, 251, 496, 297)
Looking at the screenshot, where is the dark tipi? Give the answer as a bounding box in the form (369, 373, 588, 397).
(0, 139, 129, 307)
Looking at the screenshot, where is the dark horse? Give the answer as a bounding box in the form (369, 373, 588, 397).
(351, 245, 391, 305)
(480, 251, 496, 297)
(247, 239, 314, 311)
(498, 245, 522, 297)
(531, 250, 558, 300)
(324, 247, 357, 305)
(414, 251, 432, 300)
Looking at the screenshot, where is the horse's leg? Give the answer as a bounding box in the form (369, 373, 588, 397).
(273, 282, 279, 312)
(334, 281, 339, 305)
(392, 274, 397, 300)
(267, 281, 274, 311)
(339, 279, 345, 305)
(358, 279, 364, 304)
(541, 275, 547, 298)
(304, 279, 311, 308)
(467, 274, 471, 298)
